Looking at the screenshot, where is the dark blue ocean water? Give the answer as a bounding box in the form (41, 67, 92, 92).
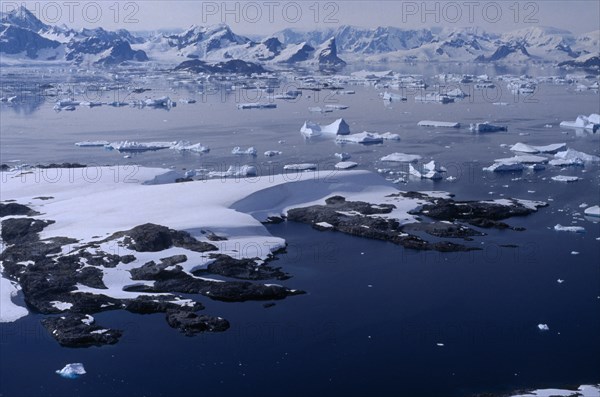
(1, 214, 599, 397)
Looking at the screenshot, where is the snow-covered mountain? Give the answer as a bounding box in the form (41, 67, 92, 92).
(0, 6, 148, 65)
(1, 5, 598, 70)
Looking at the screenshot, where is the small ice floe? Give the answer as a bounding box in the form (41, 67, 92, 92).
(446, 88, 469, 98)
(436, 343, 445, 347)
(552, 149, 600, 165)
(559, 113, 600, 132)
(335, 152, 351, 161)
(493, 102, 509, 106)
(54, 99, 80, 110)
(300, 118, 350, 137)
(557, 279, 564, 284)
(380, 153, 422, 163)
(106, 141, 173, 152)
(470, 122, 508, 133)
(584, 205, 600, 217)
(264, 150, 282, 157)
(75, 141, 110, 147)
(417, 120, 460, 128)
(145, 96, 176, 108)
(537, 324, 550, 331)
(510, 142, 566, 154)
(415, 93, 454, 103)
(325, 104, 349, 110)
(409, 161, 446, 180)
(171, 141, 210, 153)
(335, 161, 358, 170)
(232, 147, 257, 156)
(382, 91, 407, 102)
(208, 165, 257, 178)
(179, 98, 196, 104)
(494, 155, 548, 164)
(554, 224, 585, 233)
(283, 163, 317, 171)
(571, 251, 579, 255)
(337, 90, 355, 95)
(308, 107, 333, 113)
(336, 132, 399, 145)
(237, 103, 276, 110)
(551, 175, 580, 183)
(56, 363, 86, 379)
(80, 101, 102, 107)
(483, 162, 524, 173)
(544, 124, 553, 128)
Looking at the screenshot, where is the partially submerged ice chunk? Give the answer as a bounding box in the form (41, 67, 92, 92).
(584, 205, 600, 217)
(470, 122, 507, 133)
(56, 363, 86, 379)
(417, 120, 460, 128)
(554, 224, 585, 233)
(380, 153, 422, 163)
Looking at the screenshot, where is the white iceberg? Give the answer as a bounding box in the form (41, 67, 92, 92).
(553, 149, 600, 163)
(144, 96, 175, 108)
(75, 141, 110, 147)
(336, 132, 383, 144)
(554, 224, 585, 233)
(208, 165, 257, 178)
(559, 113, 600, 132)
(170, 141, 210, 153)
(470, 122, 508, 133)
(409, 161, 446, 180)
(264, 150, 282, 157)
(417, 120, 460, 128)
(283, 163, 317, 171)
(381, 153, 422, 163)
(300, 118, 350, 137)
(494, 155, 548, 164)
(56, 363, 86, 379)
(107, 141, 173, 152)
(446, 88, 468, 98)
(551, 175, 580, 182)
(232, 147, 257, 156)
(537, 324, 550, 331)
(584, 205, 600, 217)
(415, 93, 454, 103)
(237, 103, 276, 109)
(335, 161, 358, 170)
(324, 104, 349, 110)
(510, 142, 566, 154)
(483, 162, 525, 172)
(335, 153, 351, 161)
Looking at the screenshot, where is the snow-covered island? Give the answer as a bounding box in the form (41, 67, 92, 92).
(1, 166, 548, 346)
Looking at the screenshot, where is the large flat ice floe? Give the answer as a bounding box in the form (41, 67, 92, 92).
(417, 120, 460, 128)
(336, 132, 400, 145)
(510, 142, 567, 154)
(380, 153, 422, 163)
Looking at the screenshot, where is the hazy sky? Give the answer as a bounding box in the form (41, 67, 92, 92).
(4, 1, 599, 35)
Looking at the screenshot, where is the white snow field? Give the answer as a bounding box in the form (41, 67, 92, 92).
(1, 166, 443, 322)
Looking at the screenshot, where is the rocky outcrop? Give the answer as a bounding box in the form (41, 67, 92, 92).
(166, 310, 230, 335)
(41, 314, 122, 347)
